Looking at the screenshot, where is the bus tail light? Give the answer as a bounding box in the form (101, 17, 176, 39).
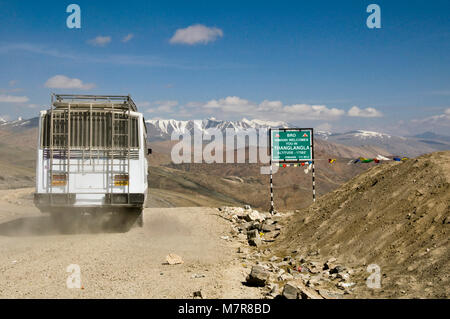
(114, 174, 129, 186)
(51, 174, 67, 186)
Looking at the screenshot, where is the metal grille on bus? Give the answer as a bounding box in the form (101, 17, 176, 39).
(43, 149, 140, 160)
(41, 111, 139, 149)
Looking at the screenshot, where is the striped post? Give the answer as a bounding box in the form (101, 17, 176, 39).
(270, 159, 274, 214)
(312, 160, 316, 202)
(311, 128, 316, 202)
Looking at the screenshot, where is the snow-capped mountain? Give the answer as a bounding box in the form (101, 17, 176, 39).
(0, 116, 38, 129)
(315, 130, 332, 140)
(323, 130, 449, 157)
(349, 130, 392, 139)
(145, 118, 290, 141)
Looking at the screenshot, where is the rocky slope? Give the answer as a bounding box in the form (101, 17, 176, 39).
(274, 151, 450, 298)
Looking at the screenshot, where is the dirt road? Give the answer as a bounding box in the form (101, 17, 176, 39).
(0, 188, 262, 298)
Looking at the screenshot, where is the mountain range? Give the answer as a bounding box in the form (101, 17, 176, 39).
(1, 116, 449, 157)
(145, 118, 450, 157)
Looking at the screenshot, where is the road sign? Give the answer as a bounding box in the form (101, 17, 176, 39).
(270, 128, 313, 162)
(268, 128, 316, 213)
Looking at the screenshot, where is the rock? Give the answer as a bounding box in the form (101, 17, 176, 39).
(269, 256, 279, 262)
(323, 258, 337, 270)
(336, 282, 355, 290)
(278, 273, 294, 281)
(330, 266, 344, 274)
(247, 229, 262, 247)
(237, 233, 247, 241)
(191, 273, 206, 279)
(244, 205, 251, 210)
(244, 210, 265, 222)
(282, 283, 299, 299)
(193, 290, 204, 299)
(247, 221, 262, 231)
(261, 223, 277, 233)
(282, 279, 323, 299)
(237, 247, 249, 254)
(307, 275, 322, 287)
(336, 272, 350, 282)
(246, 266, 270, 287)
(268, 283, 279, 296)
(165, 253, 184, 265)
(318, 289, 343, 299)
(308, 250, 319, 257)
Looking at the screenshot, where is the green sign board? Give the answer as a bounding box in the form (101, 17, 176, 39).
(271, 129, 313, 162)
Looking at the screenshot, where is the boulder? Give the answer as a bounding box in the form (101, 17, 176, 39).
(246, 265, 270, 287)
(330, 266, 344, 274)
(247, 229, 261, 247)
(282, 279, 323, 299)
(244, 210, 265, 222)
(165, 253, 184, 265)
(282, 283, 299, 299)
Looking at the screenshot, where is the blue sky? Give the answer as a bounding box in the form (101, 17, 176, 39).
(0, 0, 449, 135)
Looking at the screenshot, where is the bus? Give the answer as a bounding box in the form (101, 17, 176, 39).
(34, 94, 149, 231)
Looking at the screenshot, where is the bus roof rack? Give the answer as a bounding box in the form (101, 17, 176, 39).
(51, 94, 138, 112)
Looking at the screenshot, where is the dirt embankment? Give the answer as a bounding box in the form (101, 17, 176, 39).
(275, 151, 450, 298)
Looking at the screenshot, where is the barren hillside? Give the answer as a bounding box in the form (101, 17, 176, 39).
(275, 151, 450, 298)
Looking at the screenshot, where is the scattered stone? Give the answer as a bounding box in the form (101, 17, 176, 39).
(193, 290, 204, 299)
(237, 247, 249, 254)
(244, 210, 265, 222)
(278, 273, 294, 281)
(268, 283, 279, 296)
(282, 282, 299, 299)
(269, 256, 279, 262)
(247, 229, 262, 247)
(282, 279, 323, 299)
(318, 289, 343, 299)
(247, 221, 262, 231)
(336, 282, 355, 290)
(261, 223, 277, 233)
(246, 265, 270, 287)
(165, 253, 184, 265)
(244, 205, 251, 210)
(336, 272, 350, 282)
(308, 250, 319, 257)
(191, 273, 206, 279)
(330, 266, 344, 274)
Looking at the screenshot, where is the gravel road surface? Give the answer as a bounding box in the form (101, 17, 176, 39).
(0, 188, 261, 298)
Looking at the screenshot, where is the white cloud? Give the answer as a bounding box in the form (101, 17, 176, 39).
(0, 94, 29, 103)
(196, 96, 347, 121)
(122, 33, 134, 43)
(170, 24, 223, 45)
(45, 75, 96, 90)
(348, 106, 383, 118)
(88, 36, 112, 47)
(146, 100, 179, 113)
(283, 104, 345, 119)
(411, 108, 450, 126)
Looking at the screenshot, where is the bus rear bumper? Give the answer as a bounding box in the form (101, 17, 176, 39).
(34, 193, 146, 210)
